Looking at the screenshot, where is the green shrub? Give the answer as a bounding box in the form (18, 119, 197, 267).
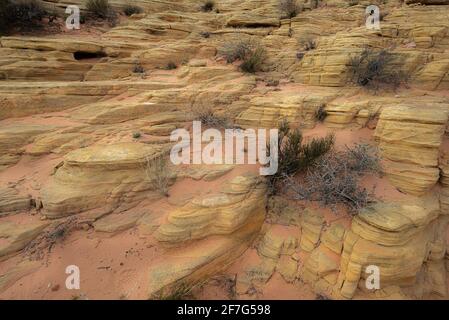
(268, 120, 334, 194)
(132, 131, 141, 139)
(123, 4, 143, 16)
(349, 48, 407, 91)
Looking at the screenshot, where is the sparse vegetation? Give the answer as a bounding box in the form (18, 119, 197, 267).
(132, 131, 141, 139)
(123, 4, 143, 16)
(267, 120, 335, 194)
(314, 105, 327, 122)
(165, 61, 178, 70)
(219, 39, 266, 73)
(144, 155, 171, 197)
(286, 143, 381, 214)
(349, 48, 407, 91)
(0, 0, 48, 34)
(86, 0, 117, 24)
(132, 63, 145, 74)
(192, 104, 230, 128)
(279, 0, 300, 19)
(201, 0, 215, 12)
(301, 38, 317, 51)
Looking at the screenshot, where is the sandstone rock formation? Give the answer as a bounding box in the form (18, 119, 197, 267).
(0, 0, 448, 300)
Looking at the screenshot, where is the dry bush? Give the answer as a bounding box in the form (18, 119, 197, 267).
(164, 61, 177, 70)
(191, 104, 230, 128)
(301, 37, 317, 51)
(145, 155, 170, 197)
(219, 39, 254, 63)
(286, 143, 381, 214)
(279, 0, 300, 18)
(219, 39, 266, 73)
(132, 62, 145, 74)
(24, 217, 79, 260)
(314, 104, 327, 122)
(1, 0, 48, 34)
(268, 120, 334, 194)
(123, 4, 143, 16)
(349, 48, 408, 91)
(200, 0, 215, 12)
(86, 0, 117, 24)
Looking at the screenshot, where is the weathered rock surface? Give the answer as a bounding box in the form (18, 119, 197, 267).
(374, 105, 448, 195)
(41, 143, 171, 217)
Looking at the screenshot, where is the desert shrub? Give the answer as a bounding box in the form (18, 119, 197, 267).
(240, 45, 266, 73)
(123, 4, 143, 16)
(192, 104, 230, 128)
(268, 120, 334, 194)
(145, 155, 171, 197)
(219, 39, 253, 63)
(279, 0, 300, 18)
(200, 31, 210, 38)
(0, 0, 48, 34)
(349, 48, 407, 91)
(132, 131, 141, 139)
(132, 63, 145, 74)
(287, 143, 381, 213)
(301, 37, 317, 51)
(165, 61, 177, 70)
(201, 0, 215, 12)
(86, 0, 116, 22)
(314, 105, 327, 122)
(219, 39, 266, 73)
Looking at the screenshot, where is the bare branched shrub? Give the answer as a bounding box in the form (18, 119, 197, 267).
(279, 0, 300, 18)
(192, 104, 230, 128)
(123, 4, 143, 16)
(286, 143, 381, 214)
(145, 155, 171, 197)
(200, 0, 215, 12)
(219, 39, 253, 63)
(219, 39, 266, 73)
(314, 105, 327, 122)
(349, 48, 407, 91)
(24, 217, 79, 260)
(268, 120, 334, 194)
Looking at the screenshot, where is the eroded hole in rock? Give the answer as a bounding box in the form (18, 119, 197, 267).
(73, 51, 107, 61)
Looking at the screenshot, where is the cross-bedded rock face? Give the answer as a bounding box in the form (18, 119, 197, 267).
(0, 0, 448, 300)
